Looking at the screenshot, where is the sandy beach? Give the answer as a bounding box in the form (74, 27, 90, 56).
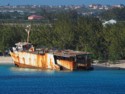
(0, 56, 13, 63)
(93, 60, 125, 70)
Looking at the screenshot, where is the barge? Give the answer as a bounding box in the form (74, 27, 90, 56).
(10, 42, 93, 71)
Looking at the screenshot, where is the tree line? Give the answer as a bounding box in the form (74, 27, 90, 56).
(99, 7, 125, 21)
(1, 12, 125, 62)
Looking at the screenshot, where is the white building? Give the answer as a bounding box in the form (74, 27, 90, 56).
(103, 19, 117, 26)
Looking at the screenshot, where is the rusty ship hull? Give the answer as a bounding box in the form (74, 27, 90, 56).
(10, 42, 93, 71)
(10, 51, 76, 70)
(10, 51, 92, 71)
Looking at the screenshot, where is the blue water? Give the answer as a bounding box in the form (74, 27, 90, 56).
(0, 64, 125, 94)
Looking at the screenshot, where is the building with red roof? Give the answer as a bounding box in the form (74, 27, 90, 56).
(28, 15, 44, 20)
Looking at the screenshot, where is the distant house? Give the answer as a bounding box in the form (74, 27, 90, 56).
(28, 15, 44, 20)
(89, 4, 103, 10)
(112, 4, 124, 9)
(103, 19, 117, 26)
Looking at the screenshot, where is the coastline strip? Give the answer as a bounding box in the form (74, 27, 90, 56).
(0, 56, 13, 64)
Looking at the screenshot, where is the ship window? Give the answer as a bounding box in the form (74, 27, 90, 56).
(23, 44, 31, 50)
(56, 56, 74, 61)
(77, 55, 85, 60)
(76, 55, 85, 63)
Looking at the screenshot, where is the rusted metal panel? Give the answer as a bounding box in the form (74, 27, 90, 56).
(10, 51, 59, 70)
(57, 60, 74, 70)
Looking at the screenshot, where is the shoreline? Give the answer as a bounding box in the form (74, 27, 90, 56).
(1, 56, 125, 70)
(93, 60, 125, 70)
(93, 64, 124, 70)
(0, 56, 13, 64)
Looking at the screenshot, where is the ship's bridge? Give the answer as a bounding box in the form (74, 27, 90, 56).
(15, 42, 33, 51)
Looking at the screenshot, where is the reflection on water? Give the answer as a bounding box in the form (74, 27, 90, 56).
(0, 63, 125, 94)
(10, 66, 72, 73)
(11, 67, 46, 72)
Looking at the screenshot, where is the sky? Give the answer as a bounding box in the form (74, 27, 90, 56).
(0, 0, 125, 6)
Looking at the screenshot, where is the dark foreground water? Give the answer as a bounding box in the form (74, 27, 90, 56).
(0, 64, 125, 94)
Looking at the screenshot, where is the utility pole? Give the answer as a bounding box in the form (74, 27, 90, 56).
(25, 25, 31, 43)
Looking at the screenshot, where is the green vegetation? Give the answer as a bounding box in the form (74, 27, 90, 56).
(100, 7, 125, 21)
(0, 25, 26, 53)
(1, 8, 125, 62)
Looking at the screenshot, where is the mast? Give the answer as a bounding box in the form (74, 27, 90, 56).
(25, 25, 31, 43)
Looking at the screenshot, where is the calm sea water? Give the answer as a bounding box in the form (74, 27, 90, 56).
(0, 63, 125, 94)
